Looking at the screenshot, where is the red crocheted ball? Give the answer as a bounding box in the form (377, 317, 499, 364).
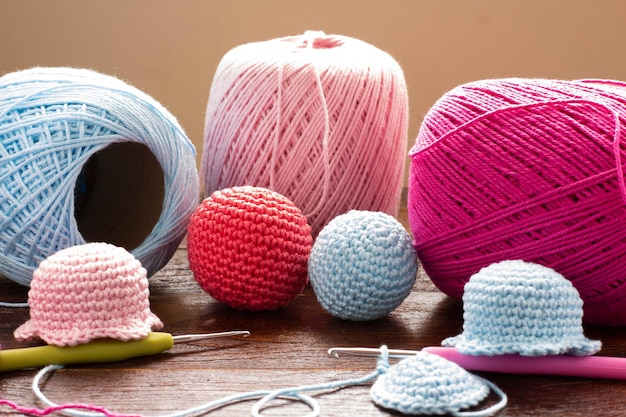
(187, 186, 313, 311)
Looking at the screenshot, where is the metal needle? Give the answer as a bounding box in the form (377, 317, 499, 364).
(172, 331, 251, 343)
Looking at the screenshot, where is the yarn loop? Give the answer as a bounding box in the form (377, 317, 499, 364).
(27, 346, 507, 417)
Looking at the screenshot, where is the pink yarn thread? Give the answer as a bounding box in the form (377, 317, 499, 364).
(408, 78, 626, 325)
(0, 399, 139, 417)
(202, 31, 408, 237)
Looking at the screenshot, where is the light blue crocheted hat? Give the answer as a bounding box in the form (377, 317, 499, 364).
(308, 210, 417, 321)
(371, 350, 506, 416)
(443, 260, 601, 357)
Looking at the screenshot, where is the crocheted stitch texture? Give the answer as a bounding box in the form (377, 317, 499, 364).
(308, 210, 417, 321)
(187, 186, 312, 311)
(370, 351, 490, 415)
(443, 260, 601, 356)
(14, 242, 163, 346)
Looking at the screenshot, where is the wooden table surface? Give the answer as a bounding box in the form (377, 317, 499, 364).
(2, 206, 626, 416)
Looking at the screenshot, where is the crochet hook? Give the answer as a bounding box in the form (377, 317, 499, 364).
(328, 346, 626, 380)
(0, 330, 250, 372)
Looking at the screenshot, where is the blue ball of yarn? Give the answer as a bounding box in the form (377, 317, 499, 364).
(308, 210, 417, 321)
(0, 67, 199, 286)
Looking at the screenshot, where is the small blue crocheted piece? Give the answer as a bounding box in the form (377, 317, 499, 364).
(443, 260, 601, 357)
(308, 210, 418, 321)
(371, 350, 507, 416)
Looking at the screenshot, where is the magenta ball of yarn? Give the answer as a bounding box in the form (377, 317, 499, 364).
(408, 78, 626, 326)
(201, 31, 408, 237)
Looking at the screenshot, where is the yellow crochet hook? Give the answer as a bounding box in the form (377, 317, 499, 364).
(0, 330, 250, 372)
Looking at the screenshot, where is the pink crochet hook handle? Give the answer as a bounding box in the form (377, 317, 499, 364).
(423, 346, 626, 380)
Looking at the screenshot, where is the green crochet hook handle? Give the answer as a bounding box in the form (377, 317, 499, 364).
(0, 330, 250, 372)
(0, 332, 173, 372)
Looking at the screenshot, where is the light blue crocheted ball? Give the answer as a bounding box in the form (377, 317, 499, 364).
(308, 210, 417, 321)
(371, 351, 499, 416)
(443, 260, 601, 356)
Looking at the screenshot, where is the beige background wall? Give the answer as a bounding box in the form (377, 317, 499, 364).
(1, 0, 625, 184)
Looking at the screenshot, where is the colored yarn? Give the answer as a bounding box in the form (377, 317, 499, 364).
(187, 186, 312, 311)
(308, 210, 417, 321)
(442, 260, 601, 357)
(32, 364, 320, 417)
(370, 351, 507, 416)
(14, 242, 163, 346)
(31, 358, 381, 417)
(0, 301, 28, 307)
(30, 347, 506, 417)
(0, 67, 198, 286)
(408, 77, 626, 325)
(0, 398, 138, 417)
(201, 31, 408, 237)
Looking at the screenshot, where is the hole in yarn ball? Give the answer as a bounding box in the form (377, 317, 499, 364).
(283, 31, 345, 49)
(302, 36, 344, 49)
(74, 142, 164, 251)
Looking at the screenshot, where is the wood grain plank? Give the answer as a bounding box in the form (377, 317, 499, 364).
(1, 203, 626, 416)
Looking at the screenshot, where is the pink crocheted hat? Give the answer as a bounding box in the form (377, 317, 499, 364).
(14, 242, 163, 346)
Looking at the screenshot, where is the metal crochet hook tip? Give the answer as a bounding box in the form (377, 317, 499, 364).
(328, 347, 418, 358)
(172, 330, 251, 344)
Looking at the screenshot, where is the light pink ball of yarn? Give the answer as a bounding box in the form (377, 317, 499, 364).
(201, 31, 408, 237)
